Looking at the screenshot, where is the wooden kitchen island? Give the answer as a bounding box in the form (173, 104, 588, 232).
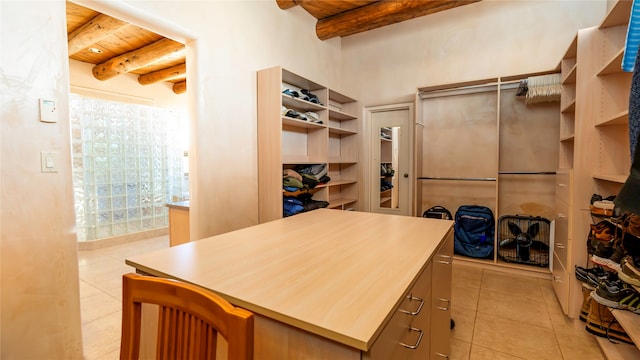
(126, 209, 454, 359)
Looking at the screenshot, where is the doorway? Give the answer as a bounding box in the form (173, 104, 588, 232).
(66, 1, 195, 247)
(366, 103, 414, 216)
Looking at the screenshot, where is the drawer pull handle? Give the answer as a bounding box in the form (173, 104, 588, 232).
(558, 183, 566, 187)
(437, 254, 453, 265)
(399, 295, 424, 315)
(436, 298, 450, 311)
(399, 327, 424, 350)
(557, 213, 566, 218)
(435, 352, 449, 358)
(553, 276, 562, 282)
(556, 243, 565, 249)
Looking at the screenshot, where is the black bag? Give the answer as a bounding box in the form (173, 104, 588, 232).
(422, 205, 453, 220)
(454, 205, 495, 258)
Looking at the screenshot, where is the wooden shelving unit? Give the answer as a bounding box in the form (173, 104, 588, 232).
(257, 66, 360, 222)
(554, 1, 639, 356)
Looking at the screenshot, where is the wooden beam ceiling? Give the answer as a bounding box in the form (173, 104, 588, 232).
(66, 1, 187, 94)
(278, 0, 481, 40)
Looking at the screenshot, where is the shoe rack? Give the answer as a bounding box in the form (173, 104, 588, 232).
(257, 66, 360, 223)
(555, 0, 640, 356)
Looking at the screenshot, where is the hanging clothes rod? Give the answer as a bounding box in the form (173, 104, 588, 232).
(498, 171, 557, 175)
(417, 176, 497, 182)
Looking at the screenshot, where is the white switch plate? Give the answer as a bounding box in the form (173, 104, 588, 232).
(40, 151, 58, 173)
(39, 98, 58, 123)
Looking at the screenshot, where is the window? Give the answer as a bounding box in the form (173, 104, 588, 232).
(70, 94, 188, 241)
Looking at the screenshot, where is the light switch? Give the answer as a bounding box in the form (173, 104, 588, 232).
(39, 98, 58, 123)
(40, 151, 58, 173)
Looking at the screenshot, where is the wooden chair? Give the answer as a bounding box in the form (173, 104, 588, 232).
(120, 273, 254, 360)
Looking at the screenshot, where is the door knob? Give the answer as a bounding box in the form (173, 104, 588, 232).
(404, 173, 408, 178)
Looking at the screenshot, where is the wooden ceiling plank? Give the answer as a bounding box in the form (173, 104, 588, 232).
(173, 81, 187, 94)
(315, 0, 480, 40)
(68, 14, 129, 56)
(138, 63, 187, 85)
(92, 38, 185, 81)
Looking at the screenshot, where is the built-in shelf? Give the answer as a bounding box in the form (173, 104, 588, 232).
(599, 0, 633, 29)
(560, 134, 575, 142)
(592, 173, 628, 183)
(595, 110, 629, 127)
(598, 48, 625, 76)
(563, 65, 577, 84)
(282, 117, 326, 129)
(561, 100, 576, 113)
(595, 337, 640, 359)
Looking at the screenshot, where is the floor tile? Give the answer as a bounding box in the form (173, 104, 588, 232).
(481, 270, 543, 299)
(451, 306, 476, 343)
(80, 291, 120, 325)
(472, 312, 562, 360)
(82, 311, 121, 360)
(477, 288, 552, 329)
(453, 263, 484, 288)
(452, 283, 481, 311)
(450, 337, 472, 360)
(469, 344, 525, 360)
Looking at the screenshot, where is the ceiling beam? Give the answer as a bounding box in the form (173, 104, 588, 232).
(275, 0, 310, 10)
(138, 63, 186, 85)
(173, 81, 186, 94)
(67, 14, 129, 56)
(92, 38, 185, 81)
(315, 0, 480, 40)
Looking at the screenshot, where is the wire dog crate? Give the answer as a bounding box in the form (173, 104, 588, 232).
(497, 215, 551, 267)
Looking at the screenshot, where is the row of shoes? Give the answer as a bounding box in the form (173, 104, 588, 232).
(380, 163, 394, 177)
(578, 282, 635, 344)
(589, 193, 616, 217)
(282, 88, 323, 105)
(380, 179, 393, 192)
(281, 106, 322, 124)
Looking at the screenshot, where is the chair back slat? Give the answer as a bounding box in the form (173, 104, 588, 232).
(120, 273, 253, 360)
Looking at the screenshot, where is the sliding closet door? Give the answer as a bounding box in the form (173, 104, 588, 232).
(419, 84, 498, 216)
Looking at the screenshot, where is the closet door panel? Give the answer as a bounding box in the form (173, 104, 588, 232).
(422, 90, 498, 179)
(497, 175, 556, 220)
(499, 87, 560, 172)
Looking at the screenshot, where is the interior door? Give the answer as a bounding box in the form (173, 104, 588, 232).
(369, 105, 412, 216)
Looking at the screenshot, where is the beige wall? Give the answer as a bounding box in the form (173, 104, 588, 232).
(1, 1, 84, 358)
(340, 0, 606, 106)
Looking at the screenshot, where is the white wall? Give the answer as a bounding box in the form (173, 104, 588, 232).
(341, 0, 606, 106)
(1, 1, 83, 358)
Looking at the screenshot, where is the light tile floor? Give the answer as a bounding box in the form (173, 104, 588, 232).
(79, 236, 606, 359)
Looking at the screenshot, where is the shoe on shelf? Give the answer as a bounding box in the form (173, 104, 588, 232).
(575, 265, 607, 288)
(585, 297, 634, 344)
(618, 255, 640, 287)
(590, 279, 635, 309)
(580, 284, 593, 322)
(591, 240, 625, 272)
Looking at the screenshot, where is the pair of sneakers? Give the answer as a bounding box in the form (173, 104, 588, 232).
(590, 277, 640, 314)
(282, 88, 322, 105)
(618, 255, 640, 287)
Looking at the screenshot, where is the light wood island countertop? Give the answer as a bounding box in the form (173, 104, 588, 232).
(126, 209, 453, 353)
